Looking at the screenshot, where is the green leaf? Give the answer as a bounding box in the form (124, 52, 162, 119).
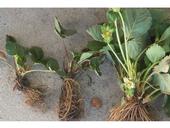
(146, 44, 165, 63)
(153, 73, 170, 95)
(127, 39, 144, 60)
(149, 9, 170, 38)
(54, 17, 76, 38)
(106, 9, 118, 23)
(160, 26, 170, 42)
(71, 51, 81, 62)
(87, 25, 103, 42)
(154, 55, 170, 73)
(90, 57, 102, 76)
(56, 70, 66, 77)
(87, 41, 106, 51)
(78, 52, 93, 63)
(159, 26, 170, 53)
(15, 55, 26, 66)
(144, 55, 151, 66)
(16, 45, 28, 58)
(29, 47, 44, 62)
(123, 9, 152, 39)
(5, 35, 18, 55)
(163, 95, 170, 117)
(45, 58, 59, 71)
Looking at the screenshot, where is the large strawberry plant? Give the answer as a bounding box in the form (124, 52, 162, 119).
(86, 8, 170, 121)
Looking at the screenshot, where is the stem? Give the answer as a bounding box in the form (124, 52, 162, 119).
(114, 20, 126, 63)
(118, 12, 129, 62)
(144, 88, 160, 100)
(14, 55, 20, 72)
(134, 47, 147, 70)
(142, 62, 159, 81)
(107, 43, 128, 74)
(118, 11, 133, 78)
(22, 69, 56, 77)
(143, 81, 158, 90)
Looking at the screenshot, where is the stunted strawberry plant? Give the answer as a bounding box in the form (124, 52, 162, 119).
(54, 17, 103, 120)
(4, 35, 48, 109)
(86, 8, 170, 121)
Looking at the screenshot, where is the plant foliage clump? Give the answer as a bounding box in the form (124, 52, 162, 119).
(86, 8, 170, 121)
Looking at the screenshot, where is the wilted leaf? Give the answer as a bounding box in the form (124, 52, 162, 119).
(54, 17, 76, 38)
(87, 25, 103, 42)
(154, 55, 170, 73)
(29, 47, 44, 62)
(123, 9, 152, 40)
(78, 52, 93, 63)
(146, 44, 165, 63)
(45, 58, 59, 71)
(5, 35, 18, 55)
(87, 41, 106, 51)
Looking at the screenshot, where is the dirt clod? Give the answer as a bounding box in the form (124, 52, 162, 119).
(91, 97, 102, 109)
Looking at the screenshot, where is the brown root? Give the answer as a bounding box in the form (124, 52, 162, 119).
(58, 78, 82, 121)
(23, 87, 46, 110)
(14, 75, 46, 111)
(108, 98, 154, 121)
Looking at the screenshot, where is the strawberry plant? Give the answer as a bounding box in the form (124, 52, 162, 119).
(86, 8, 170, 121)
(4, 35, 48, 109)
(54, 17, 103, 120)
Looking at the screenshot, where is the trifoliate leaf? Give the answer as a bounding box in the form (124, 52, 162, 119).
(154, 55, 170, 73)
(146, 44, 165, 63)
(5, 35, 18, 55)
(87, 41, 106, 51)
(87, 25, 103, 42)
(29, 47, 44, 62)
(54, 17, 76, 38)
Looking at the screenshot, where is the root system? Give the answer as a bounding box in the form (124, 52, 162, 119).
(58, 78, 82, 121)
(14, 75, 46, 111)
(108, 98, 154, 121)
